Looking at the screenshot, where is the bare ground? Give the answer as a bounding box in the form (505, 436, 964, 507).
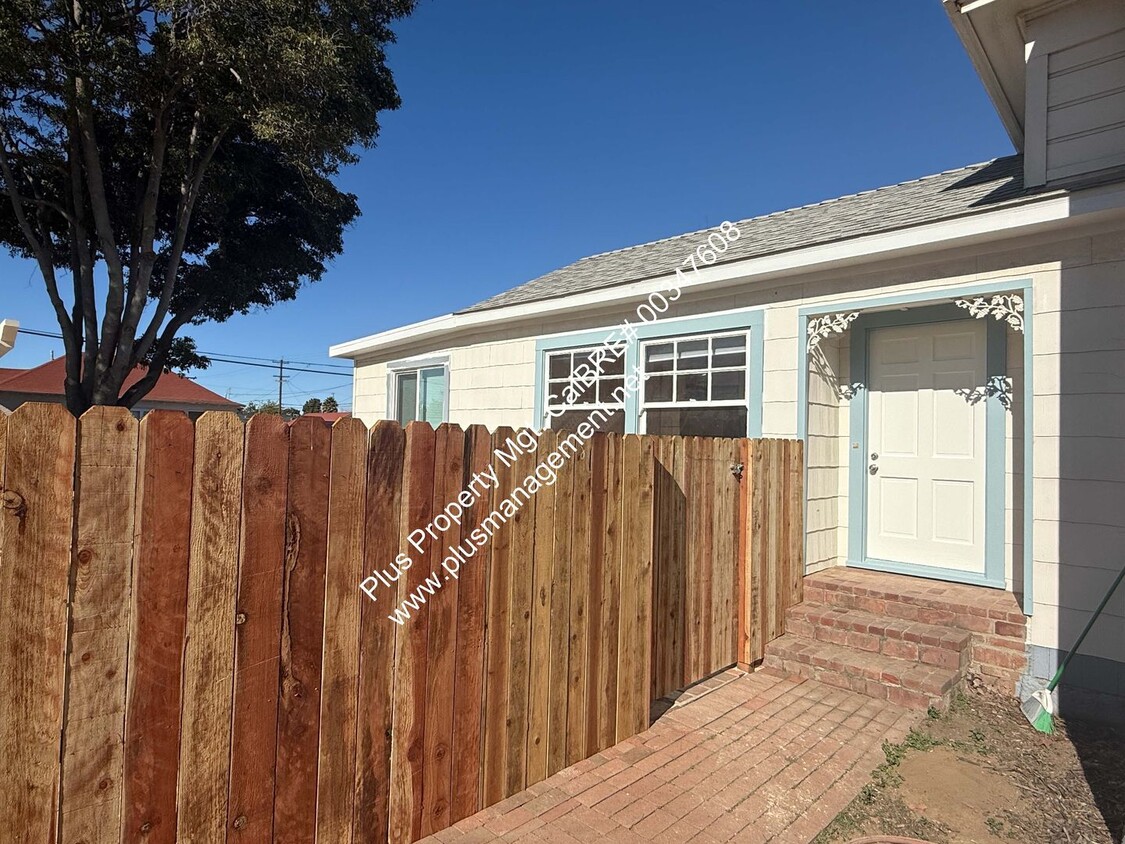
(812, 686, 1125, 844)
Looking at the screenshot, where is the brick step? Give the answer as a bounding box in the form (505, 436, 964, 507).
(784, 603, 970, 670)
(762, 633, 961, 710)
(803, 569, 1027, 643)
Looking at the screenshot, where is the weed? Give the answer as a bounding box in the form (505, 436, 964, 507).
(986, 816, 1004, 835)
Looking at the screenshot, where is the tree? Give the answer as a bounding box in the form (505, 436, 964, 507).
(0, 0, 416, 414)
(242, 400, 297, 421)
(302, 397, 322, 414)
(322, 395, 339, 412)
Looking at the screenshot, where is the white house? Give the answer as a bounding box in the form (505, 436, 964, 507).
(332, 0, 1125, 714)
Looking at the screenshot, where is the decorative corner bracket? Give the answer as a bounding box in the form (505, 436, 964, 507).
(954, 294, 1024, 333)
(806, 311, 860, 355)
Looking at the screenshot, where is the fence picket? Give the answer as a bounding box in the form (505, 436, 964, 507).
(595, 434, 622, 750)
(545, 439, 573, 777)
(789, 440, 805, 608)
(59, 409, 137, 844)
(125, 412, 194, 843)
(525, 429, 557, 785)
(481, 427, 514, 806)
(450, 425, 491, 821)
(354, 421, 405, 844)
(389, 422, 436, 843)
(504, 432, 538, 796)
(421, 424, 463, 835)
(177, 412, 244, 841)
(0, 405, 75, 841)
(227, 414, 289, 843)
(274, 417, 332, 843)
(316, 417, 369, 842)
(583, 433, 607, 754)
(711, 439, 738, 674)
(617, 435, 654, 741)
(565, 437, 592, 767)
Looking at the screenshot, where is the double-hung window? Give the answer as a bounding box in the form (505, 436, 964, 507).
(542, 347, 626, 433)
(391, 364, 447, 426)
(639, 331, 749, 437)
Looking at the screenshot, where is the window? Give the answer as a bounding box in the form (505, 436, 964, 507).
(542, 347, 626, 433)
(392, 365, 447, 426)
(640, 331, 748, 437)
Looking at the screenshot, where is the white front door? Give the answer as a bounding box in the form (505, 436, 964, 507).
(866, 320, 987, 574)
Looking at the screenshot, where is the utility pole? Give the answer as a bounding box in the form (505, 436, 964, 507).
(275, 358, 290, 410)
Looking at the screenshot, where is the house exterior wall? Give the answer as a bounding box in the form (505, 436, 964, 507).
(348, 219, 1125, 695)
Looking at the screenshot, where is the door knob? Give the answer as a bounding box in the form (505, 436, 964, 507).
(870, 452, 879, 460)
(869, 464, 878, 475)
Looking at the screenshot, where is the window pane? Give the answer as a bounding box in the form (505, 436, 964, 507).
(645, 374, 672, 402)
(598, 378, 624, 403)
(645, 343, 674, 373)
(420, 367, 446, 424)
(548, 353, 571, 380)
(603, 353, 626, 376)
(550, 409, 625, 434)
(712, 335, 746, 368)
(396, 373, 418, 425)
(676, 373, 707, 401)
(677, 339, 708, 370)
(646, 407, 746, 438)
(711, 370, 745, 401)
(574, 378, 596, 405)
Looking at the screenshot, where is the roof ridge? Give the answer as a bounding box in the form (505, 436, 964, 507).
(560, 158, 1002, 267)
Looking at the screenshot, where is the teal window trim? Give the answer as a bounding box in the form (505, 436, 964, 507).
(797, 277, 1034, 614)
(533, 308, 764, 436)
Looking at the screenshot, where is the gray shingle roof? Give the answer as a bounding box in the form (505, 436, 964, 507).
(459, 154, 1050, 314)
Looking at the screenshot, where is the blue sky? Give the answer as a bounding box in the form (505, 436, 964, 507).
(0, 0, 1012, 409)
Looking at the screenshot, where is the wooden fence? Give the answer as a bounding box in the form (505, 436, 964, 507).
(0, 404, 803, 844)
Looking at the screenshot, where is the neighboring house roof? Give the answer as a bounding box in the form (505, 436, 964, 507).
(0, 358, 242, 408)
(302, 411, 351, 424)
(461, 154, 1047, 313)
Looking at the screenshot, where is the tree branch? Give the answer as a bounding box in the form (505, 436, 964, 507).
(0, 136, 76, 341)
(67, 126, 98, 400)
(117, 304, 199, 408)
(132, 123, 225, 362)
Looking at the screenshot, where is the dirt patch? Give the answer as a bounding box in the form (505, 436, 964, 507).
(812, 688, 1125, 844)
(896, 747, 1020, 843)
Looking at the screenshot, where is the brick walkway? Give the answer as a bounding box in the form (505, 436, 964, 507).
(422, 668, 920, 844)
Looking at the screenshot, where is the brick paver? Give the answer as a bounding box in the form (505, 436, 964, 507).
(419, 668, 920, 844)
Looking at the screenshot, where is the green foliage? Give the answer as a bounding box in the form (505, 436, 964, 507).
(301, 394, 339, 414)
(243, 400, 298, 421)
(0, 0, 415, 413)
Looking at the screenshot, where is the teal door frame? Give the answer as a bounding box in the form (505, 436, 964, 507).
(846, 304, 1008, 588)
(796, 276, 1035, 613)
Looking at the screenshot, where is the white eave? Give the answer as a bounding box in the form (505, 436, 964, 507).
(330, 180, 1125, 362)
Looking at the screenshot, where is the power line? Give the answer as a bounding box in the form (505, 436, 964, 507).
(15, 327, 352, 377)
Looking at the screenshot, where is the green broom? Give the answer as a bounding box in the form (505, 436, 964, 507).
(1021, 562, 1125, 734)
